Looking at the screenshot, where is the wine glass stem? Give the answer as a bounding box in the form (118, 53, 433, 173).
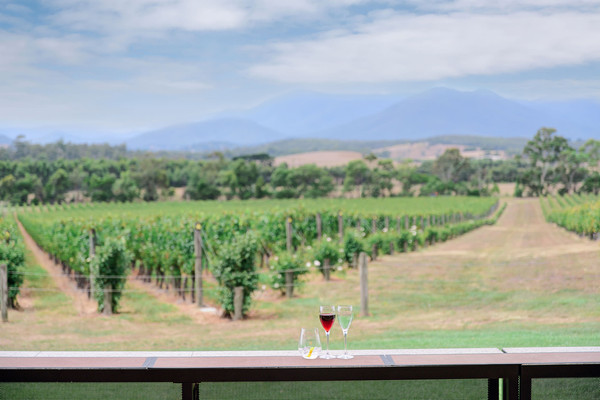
(326, 332, 330, 355)
(343, 331, 347, 355)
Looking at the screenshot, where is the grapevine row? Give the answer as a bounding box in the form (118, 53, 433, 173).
(17, 197, 502, 312)
(542, 194, 600, 239)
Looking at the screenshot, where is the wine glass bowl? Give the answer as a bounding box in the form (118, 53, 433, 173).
(337, 305, 353, 359)
(319, 305, 336, 359)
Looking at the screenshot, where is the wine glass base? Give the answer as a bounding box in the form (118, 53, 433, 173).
(337, 354, 353, 359)
(319, 353, 336, 359)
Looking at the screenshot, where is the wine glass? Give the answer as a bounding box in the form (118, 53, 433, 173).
(337, 305, 353, 359)
(319, 305, 336, 359)
(298, 328, 321, 359)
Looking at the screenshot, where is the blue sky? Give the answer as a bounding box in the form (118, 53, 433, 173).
(1, 0, 600, 136)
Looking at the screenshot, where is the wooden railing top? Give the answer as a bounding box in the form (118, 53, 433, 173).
(0, 348, 504, 358)
(2, 348, 599, 400)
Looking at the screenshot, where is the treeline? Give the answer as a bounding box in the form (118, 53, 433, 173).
(1, 127, 598, 205)
(0, 149, 522, 206)
(517, 128, 600, 196)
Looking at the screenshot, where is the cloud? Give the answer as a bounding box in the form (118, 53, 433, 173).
(249, 10, 600, 83)
(47, 0, 374, 36)
(410, 0, 600, 13)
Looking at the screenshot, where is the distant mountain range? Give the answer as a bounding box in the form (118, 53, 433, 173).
(2, 88, 599, 152)
(123, 88, 599, 150)
(314, 88, 579, 140)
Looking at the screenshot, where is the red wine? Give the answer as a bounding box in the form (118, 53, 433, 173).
(319, 313, 336, 332)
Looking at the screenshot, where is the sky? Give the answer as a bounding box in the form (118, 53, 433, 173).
(1, 0, 600, 136)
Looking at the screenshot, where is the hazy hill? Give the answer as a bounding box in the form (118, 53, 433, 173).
(227, 91, 402, 136)
(0, 133, 11, 145)
(317, 88, 553, 140)
(224, 138, 403, 158)
(225, 135, 526, 159)
(126, 118, 284, 151)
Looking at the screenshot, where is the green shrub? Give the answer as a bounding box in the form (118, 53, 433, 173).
(0, 220, 25, 308)
(91, 237, 131, 313)
(313, 238, 344, 276)
(213, 232, 259, 318)
(364, 232, 385, 259)
(268, 251, 308, 295)
(343, 232, 364, 265)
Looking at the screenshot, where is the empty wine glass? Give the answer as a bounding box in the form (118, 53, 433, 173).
(337, 305, 353, 359)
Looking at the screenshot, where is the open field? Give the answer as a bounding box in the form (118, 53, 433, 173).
(2, 198, 599, 352)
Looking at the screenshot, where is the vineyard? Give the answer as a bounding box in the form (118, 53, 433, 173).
(15, 197, 504, 316)
(541, 193, 600, 239)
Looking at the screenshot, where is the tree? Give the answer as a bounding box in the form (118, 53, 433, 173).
(581, 139, 600, 167)
(580, 172, 600, 195)
(44, 168, 70, 203)
(69, 167, 87, 202)
(370, 159, 395, 197)
(270, 163, 296, 198)
(289, 164, 334, 198)
(522, 127, 570, 196)
(433, 148, 470, 183)
(343, 160, 371, 197)
(135, 159, 168, 201)
(185, 167, 220, 200)
(219, 159, 259, 200)
(556, 147, 587, 194)
(0, 174, 15, 202)
(112, 172, 140, 202)
(470, 160, 493, 196)
(87, 173, 116, 202)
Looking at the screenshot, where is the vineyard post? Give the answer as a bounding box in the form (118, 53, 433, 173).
(316, 213, 322, 241)
(286, 217, 293, 253)
(338, 212, 343, 242)
(359, 252, 369, 317)
(405, 215, 409, 230)
(103, 287, 112, 315)
(1, 264, 7, 322)
(371, 218, 376, 234)
(194, 222, 203, 307)
(285, 270, 294, 299)
(384, 216, 389, 231)
(89, 229, 95, 300)
(233, 286, 243, 321)
(396, 217, 401, 232)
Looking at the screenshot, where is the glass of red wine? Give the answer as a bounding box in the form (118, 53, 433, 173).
(319, 305, 336, 359)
